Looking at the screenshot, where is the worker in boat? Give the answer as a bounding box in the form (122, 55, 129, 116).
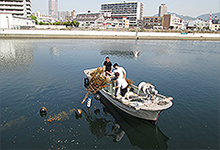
(113, 72, 128, 101)
(113, 63, 126, 79)
(102, 56, 113, 76)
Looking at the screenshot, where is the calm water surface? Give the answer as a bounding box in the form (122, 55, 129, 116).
(0, 39, 219, 149)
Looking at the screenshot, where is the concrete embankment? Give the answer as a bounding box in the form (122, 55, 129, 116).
(1, 29, 220, 41)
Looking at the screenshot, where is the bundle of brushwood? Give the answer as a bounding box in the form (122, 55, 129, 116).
(82, 67, 134, 104)
(82, 67, 109, 104)
(126, 78, 134, 86)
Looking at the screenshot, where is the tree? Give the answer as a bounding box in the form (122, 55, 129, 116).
(72, 20, 79, 27)
(30, 15, 38, 24)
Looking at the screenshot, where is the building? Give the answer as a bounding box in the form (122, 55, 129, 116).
(32, 11, 56, 24)
(101, 1, 143, 27)
(196, 19, 209, 30)
(0, 0, 32, 18)
(211, 16, 220, 31)
(163, 14, 180, 29)
(75, 11, 104, 28)
(71, 10, 76, 19)
(48, 0, 58, 18)
(103, 17, 129, 28)
(187, 19, 209, 30)
(58, 11, 70, 21)
(143, 16, 163, 29)
(0, 0, 34, 29)
(158, 4, 167, 17)
(75, 10, 129, 28)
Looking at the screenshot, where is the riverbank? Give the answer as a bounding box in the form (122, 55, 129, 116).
(1, 29, 220, 41)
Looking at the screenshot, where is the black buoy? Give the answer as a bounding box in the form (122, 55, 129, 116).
(94, 94, 100, 100)
(75, 109, 82, 120)
(40, 107, 47, 117)
(75, 109, 82, 115)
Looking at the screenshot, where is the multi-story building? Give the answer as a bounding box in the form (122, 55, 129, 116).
(101, 1, 143, 27)
(0, 0, 32, 18)
(48, 0, 58, 18)
(75, 10, 104, 28)
(0, 0, 34, 29)
(163, 14, 180, 29)
(58, 11, 70, 21)
(211, 16, 220, 31)
(143, 16, 163, 29)
(158, 4, 167, 17)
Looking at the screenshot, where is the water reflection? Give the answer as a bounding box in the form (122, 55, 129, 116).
(84, 94, 169, 149)
(100, 50, 140, 59)
(0, 40, 34, 74)
(50, 47, 59, 56)
(83, 108, 125, 142)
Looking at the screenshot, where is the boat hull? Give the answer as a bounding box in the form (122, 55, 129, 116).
(99, 90, 161, 122)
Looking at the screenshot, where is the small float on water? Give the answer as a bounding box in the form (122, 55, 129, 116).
(83, 68, 173, 124)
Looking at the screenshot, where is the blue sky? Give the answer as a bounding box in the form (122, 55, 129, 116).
(32, 0, 219, 17)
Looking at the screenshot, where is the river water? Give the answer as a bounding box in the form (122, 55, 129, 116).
(0, 39, 219, 149)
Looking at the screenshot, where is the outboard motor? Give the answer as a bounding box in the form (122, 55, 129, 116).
(138, 82, 158, 98)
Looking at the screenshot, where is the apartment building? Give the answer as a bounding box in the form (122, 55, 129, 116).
(101, 1, 143, 27)
(143, 16, 163, 29)
(0, 0, 32, 18)
(158, 4, 167, 17)
(48, 0, 58, 18)
(0, 0, 34, 29)
(58, 11, 70, 21)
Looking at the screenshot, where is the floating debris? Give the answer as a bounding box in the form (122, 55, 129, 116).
(45, 108, 75, 123)
(1, 116, 26, 131)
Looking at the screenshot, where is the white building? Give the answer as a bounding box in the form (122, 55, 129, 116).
(170, 14, 180, 29)
(187, 19, 210, 30)
(101, 1, 143, 27)
(0, 0, 32, 18)
(32, 11, 56, 24)
(0, 0, 34, 29)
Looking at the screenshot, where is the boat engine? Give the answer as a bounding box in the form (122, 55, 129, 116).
(138, 82, 158, 98)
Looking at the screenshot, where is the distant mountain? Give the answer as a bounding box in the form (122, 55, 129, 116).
(152, 12, 220, 21)
(153, 12, 196, 20)
(197, 12, 220, 21)
(167, 12, 196, 20)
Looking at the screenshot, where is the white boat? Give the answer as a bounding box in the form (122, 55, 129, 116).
(84, 68, 173, 124)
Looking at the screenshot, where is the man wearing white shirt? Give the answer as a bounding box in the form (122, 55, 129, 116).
(113, 72, 128, 101)
(113, 63, 126, 79)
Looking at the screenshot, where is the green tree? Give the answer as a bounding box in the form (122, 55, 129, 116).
(72, 20, 79, 27)
(30, 15, 38, 24)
